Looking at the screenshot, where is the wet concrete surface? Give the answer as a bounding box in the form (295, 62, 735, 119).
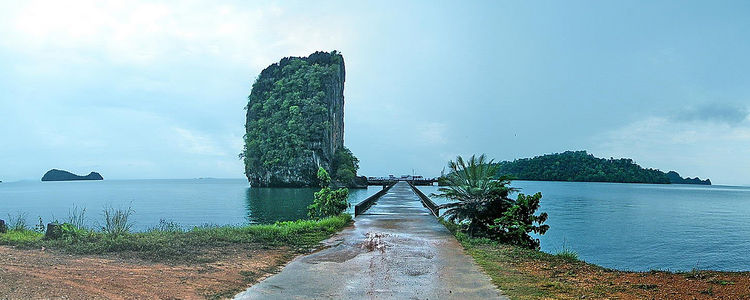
(234, 182, 507, 299)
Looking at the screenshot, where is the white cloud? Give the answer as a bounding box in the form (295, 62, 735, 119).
(173, 127, 225, 156)
(416, 121, 448, 145)
(591, 116, 750, 185)
(0, 0, 350, 69)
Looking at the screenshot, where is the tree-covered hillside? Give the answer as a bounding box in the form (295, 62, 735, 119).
(243, 51, 359, 187)
(496, 151, 671, 184)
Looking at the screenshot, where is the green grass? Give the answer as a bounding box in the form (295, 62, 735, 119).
(0, 214, 352, 263)
(438, 218, 621, 300)
(554, 248, 579, 261)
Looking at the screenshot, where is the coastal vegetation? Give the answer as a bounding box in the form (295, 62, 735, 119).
(308, 167, 350, 219)
(243, 51, 362, 187)
(0, 209, 352, 299)
(331, 146, 365, 187)
(0, 208, 351, 263)
(448, 225, 750, 299)
(495, 151, 711, 185)
(436, 154, 549, 249)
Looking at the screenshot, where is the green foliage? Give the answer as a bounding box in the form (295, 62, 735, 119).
(102, 206, 134, 237)
(317, 166, 331, 187)
(331, 146, 360, 186)
(59, 222, 88, 239)
(243, 51, 345, 186)
(67, 205, 87, 230)
(437, 154, 549, 249)
(436, 155, 517, 235)
(555, 248, 579, 261)
(7, 212, 28, 231)
(490, 192, 549, 249)
(34, 216, 45, 233)
(496, 150, 671, 184)
(44, 222, 84, 240)
(0, 214, 352, 263)
(0, 229, 41, 245)
(335, 169, 355, 185)
(148, 219, 183, 233)
(309, 168, 350, 218)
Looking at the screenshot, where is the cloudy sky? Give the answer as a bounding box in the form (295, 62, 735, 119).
(1, 1, 749, 185)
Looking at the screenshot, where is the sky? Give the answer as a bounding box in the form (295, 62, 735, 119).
(1, 0, 750, 185)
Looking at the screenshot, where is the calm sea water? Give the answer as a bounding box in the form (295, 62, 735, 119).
(419, 181, 750, 272)
(0, 179, 379, 230)
(3, 179, 749, 271)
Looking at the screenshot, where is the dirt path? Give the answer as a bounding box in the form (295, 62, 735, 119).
(0, 245, 292, 300)
(234, 182, 507, 299)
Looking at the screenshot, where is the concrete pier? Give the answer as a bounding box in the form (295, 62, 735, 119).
(234, 182, 506, 299)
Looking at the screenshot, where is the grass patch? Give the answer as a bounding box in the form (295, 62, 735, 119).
(0, 214, 352, 263)
(441, 218, 606, 299)
(441, 218, 750, 299)
(554, 248, 579, 262)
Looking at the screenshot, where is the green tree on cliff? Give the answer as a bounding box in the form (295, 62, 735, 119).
(243, 51, 356, 187)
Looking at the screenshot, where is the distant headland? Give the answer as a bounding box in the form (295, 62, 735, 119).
(41, 169, 103, 182)
(496, 151, 711, 185)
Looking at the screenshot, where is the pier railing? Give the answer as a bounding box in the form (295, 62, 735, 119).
(354, 183, 395, 216)
(407, 181, 440, 217)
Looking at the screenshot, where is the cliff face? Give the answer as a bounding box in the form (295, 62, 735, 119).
(42, 169, 103, 181)
(243, 51, 345, 187)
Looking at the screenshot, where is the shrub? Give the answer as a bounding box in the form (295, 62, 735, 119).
(149, 219, 183, 233)
(34, 217, 45, 233)
(437, 154, 549, 249)
(308, 167, 349, 219)
(102, 206, 134, 237)
(67, 205, 87, 230)
(490, 192, 549, 249)
(555, 248, 579, 261)
(435, 155, 517, 235)
(331, 146, 360, 186)
(7, 212, 28, 231)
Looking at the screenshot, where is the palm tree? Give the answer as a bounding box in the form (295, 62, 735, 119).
(435, 154, 517, 236)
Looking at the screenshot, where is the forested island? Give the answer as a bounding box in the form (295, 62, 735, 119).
(496, 151, 711, 185)
(41, 169, 103, 181)
(242, 51, 363, 187)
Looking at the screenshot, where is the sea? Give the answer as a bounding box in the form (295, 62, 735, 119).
(2, 178, 750, 271)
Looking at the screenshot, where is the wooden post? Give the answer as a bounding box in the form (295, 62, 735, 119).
(45, 222, 62, 239)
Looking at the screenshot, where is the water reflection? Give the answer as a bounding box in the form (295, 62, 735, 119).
(244, 186, 384, 224)
(245, 187, 317, 224)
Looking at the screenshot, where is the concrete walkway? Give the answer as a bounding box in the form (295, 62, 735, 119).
(234, 182, 507, 299)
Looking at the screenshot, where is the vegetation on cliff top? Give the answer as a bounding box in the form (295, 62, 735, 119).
(243, 50, 359, 187)
(495, 151, 710, 185)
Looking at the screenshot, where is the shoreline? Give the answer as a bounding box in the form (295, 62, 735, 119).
(0, 214, 352, 299)
(444, 222, 750, 299)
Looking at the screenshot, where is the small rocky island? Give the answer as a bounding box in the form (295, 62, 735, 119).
(41, 169, 103, 181)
